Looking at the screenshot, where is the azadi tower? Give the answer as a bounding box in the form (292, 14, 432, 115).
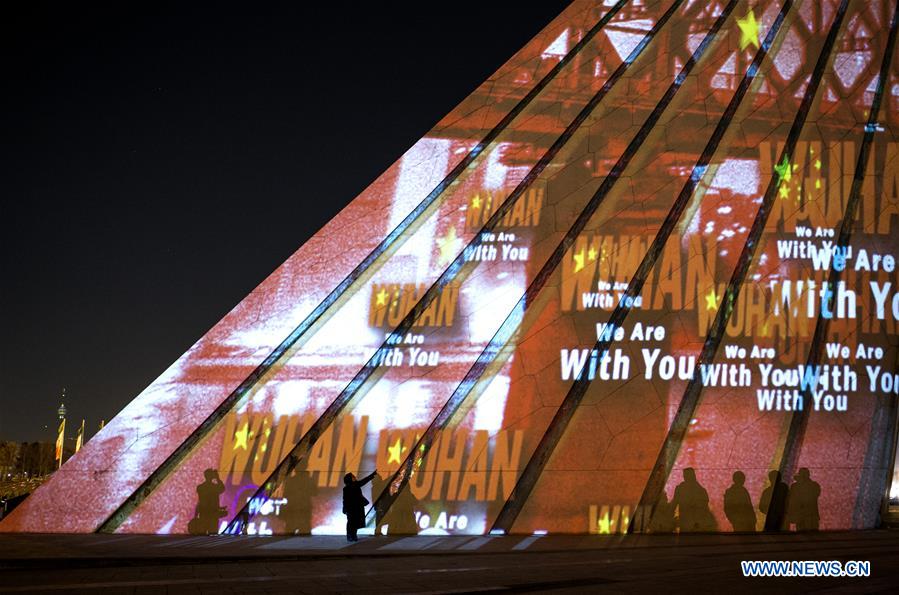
(4, 0, 899, 535)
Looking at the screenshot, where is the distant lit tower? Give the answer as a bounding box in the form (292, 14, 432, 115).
(57, 390, 67, 421)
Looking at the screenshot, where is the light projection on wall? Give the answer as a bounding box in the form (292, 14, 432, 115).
(3, 0, 899, 536)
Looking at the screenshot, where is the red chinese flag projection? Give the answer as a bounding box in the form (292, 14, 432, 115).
(3, 0, 899, 536)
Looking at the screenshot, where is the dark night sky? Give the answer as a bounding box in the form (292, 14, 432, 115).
(1, 2, 570, 443)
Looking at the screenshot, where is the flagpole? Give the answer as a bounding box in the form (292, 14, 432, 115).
(75, 419, 84, 454)
(56, 418, 65, 470)
(56, 387, 67, 470)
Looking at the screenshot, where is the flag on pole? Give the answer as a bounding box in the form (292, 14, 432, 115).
(75, 419, 84, 453)
(55, 418, 65, 468)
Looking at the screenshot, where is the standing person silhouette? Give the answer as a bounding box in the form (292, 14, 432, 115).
(373, 473, 419, 535)
(343, 471, 376, 542)
(787, 468, 820, 531)
(283, 466, 316, 535)
(649, 494, 676, 533)
(188, 469, 226, 535)
(759, 470, 789, 530)
(671, 467, 717, 532)
(723, 471, 756, 531)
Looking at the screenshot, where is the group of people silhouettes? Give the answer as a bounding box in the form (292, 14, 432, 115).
(190, 465, 822, 537)
(652, 467, 821, 533)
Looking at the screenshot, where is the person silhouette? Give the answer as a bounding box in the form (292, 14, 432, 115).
(343, 471, 376, 542)
(385, 483, 420, 535)
(649, 494, 676, 533)
(723, 471, 756, 531)
(282, 466, 316, 534)
(372, 472, 388, 536)
(671, 467, 717, 532)
(787, 468, 820, 531)
(373, 473, 419, 535)
(759, 470, 789, 531)
(188, 468, 226, 535)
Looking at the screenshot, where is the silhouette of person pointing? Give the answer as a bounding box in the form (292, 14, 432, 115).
(723, 471, 756, 531)
(343, 471, 376, 542)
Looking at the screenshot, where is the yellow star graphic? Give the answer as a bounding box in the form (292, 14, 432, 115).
(387, 438, 406, 465)
(774, 154, 791, 184)
(470, 194, 481, 209)
(597, 511, 611, 534)
(737, 10, 761, 51)
(436, 226, 461, 266)
(376, 288, 388, 306)
(587, 246, 597, 261)
(573, 249, 585, 273)
(778, 183, 789, 200)
(814, 178, 822, 190)
(233, 421, 249, 450)
(705, 287, 719, 312)
(814, 158, 821, 170)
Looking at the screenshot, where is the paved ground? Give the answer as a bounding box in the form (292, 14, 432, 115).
(1, 530, 897, 593)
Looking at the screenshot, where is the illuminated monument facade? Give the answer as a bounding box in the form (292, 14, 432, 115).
(4, 0, 899, 535)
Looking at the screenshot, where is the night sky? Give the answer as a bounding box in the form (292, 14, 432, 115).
(1, 2, 570, 443)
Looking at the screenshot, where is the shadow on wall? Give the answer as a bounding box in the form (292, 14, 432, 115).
(184, 465, 823, 535)
(188, 469, 226, 535)
(649, 467, 821, 533)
